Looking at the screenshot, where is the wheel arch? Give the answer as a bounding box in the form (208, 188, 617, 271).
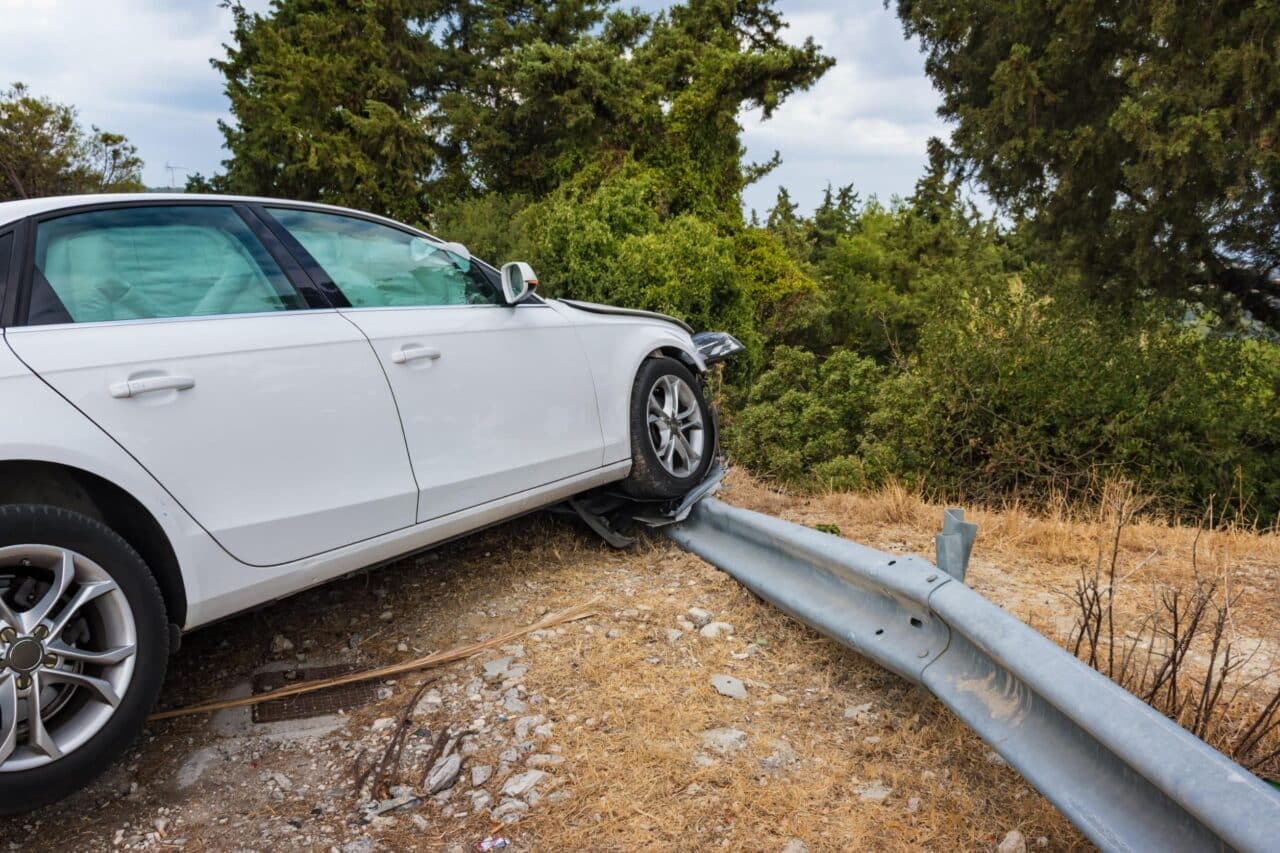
(0, 460, 187, 629)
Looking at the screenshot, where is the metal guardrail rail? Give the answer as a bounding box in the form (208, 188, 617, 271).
(664, 497, 1280, 853)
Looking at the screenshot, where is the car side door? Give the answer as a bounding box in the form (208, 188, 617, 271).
(4, 202, 418, 566)
(260, 206, 604, 522)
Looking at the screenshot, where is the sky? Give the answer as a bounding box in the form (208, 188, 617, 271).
(0, 0, 948, 218)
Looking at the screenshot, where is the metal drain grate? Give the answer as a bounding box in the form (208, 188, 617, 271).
(251, 664, 379, 724)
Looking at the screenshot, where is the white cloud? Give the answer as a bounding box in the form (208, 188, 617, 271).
(0, 0, 949, 213)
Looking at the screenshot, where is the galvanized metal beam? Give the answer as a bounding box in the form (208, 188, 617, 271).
(665, 497, 1280, 853)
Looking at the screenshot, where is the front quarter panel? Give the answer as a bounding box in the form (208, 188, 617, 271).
(547, 301, 706, 465)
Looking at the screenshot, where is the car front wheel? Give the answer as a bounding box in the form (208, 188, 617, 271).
(622, 357, 716, 499)
(0, 505, 168, 816)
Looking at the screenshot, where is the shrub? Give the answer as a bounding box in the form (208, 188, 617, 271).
(725, 346, 882, 485)
(861, 277, 1280, 520)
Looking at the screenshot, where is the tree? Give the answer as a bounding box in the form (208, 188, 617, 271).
(0, 83, 144, 201)
(211, 0, 441, 223)
(895, 0, 1280, 329)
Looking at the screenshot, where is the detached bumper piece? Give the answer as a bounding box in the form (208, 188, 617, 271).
(691, 331, 745, 365)
(557, 462, 727, 548)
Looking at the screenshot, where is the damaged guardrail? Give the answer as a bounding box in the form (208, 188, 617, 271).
(664, 497, 1280, 853)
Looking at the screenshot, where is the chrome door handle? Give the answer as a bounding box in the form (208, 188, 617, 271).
(390, 345, 441, 365)
(109, 374, 196, 399)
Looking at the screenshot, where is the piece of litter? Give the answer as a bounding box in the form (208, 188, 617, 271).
(475, 836, 510, 851)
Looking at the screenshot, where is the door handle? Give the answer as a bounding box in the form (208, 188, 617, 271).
(109, 374, 196, 399)
(390, 345, 442, 365)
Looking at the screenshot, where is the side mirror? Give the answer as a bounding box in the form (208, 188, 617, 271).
(500, 261, 538, 305)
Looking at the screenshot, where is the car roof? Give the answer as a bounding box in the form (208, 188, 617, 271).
(0, 193, 410, 230)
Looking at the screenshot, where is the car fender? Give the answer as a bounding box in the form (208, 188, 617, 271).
(546, 300, 706, 465)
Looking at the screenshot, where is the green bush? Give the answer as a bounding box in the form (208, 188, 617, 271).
(725, 346, 882, 487)
(861, 278, 1280, 519)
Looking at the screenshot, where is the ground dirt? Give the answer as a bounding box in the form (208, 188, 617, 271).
(3, 472, 1277, 852)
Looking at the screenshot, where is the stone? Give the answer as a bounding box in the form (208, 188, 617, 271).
(379, 610, 393, 622)
(665, 628, 684, 643)
(687, 607, 713, 628)
(483, 657, 514, 683)
(499, 747, 518, 764)
(781, 840, 808, 853)
(501, 770, 547, 798)
(514, 714, 547, 740)
(269, 771, 294, 791)
(996, 831, 1027, 853)
(470, 764, 493, 787)
(676, 617, 695, 632)
(503, 690, 528, 714)
(415, 689, 444, 714)
(844, 703, 878, 725)
(492, 798, 528, 824)
(693, 753, 717, 768)
(426, 754, 462, 794)
(606, 629, 621, 639)
(711, 674, 747, 699)
(700, 621, 734, 639)
(371, 717, 397, 733)
(760, 739, 797, 772)
(855, 779, 892, 804)
(527, 753, 565, 768)
(906, 797, 921, 813)
(471, 791, 493, 812)
(701, 727, 747, 755)
(270, 634, 294, 655)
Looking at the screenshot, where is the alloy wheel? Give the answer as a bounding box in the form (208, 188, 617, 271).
(646, 374, 705, 478)
(0, 545, 137, 773)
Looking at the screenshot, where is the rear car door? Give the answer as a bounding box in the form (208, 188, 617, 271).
(261, 206, 604, 522)
(4, 203, 418, 566)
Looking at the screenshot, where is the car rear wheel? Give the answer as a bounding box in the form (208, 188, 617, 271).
(622, 357, 715, 499)
(0, 505, 168, 816)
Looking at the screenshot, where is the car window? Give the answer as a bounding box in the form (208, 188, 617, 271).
(267, 208, 500, 308)
(30, 206, 302, 325)
(0, 231, 12, 320)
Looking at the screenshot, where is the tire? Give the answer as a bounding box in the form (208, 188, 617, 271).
(621, 357, 716, 499)
(0, 505, 168, 816)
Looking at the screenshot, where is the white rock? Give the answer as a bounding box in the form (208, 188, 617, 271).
(844, 703, 878, 725)
(379, 610, 393, 622)
(370, 717, 397, 733)
(996, 830, 1027, 853)
(711, 674, 747, 699)
(701, 727, 747, 755)
(503, 690, 528, 714)
(470, 764, 493, 787)
(483, 657, 514, 683)
(270, 634, 294, 654)
(514, 714, 547, 740)
(415, 689, 444, 714)
(687, 607, 713, 628)
(501, 770, 547, 798)
(527, 753, 565, 768)
(492, 798, 528, 824)
(700, 621, 734, 639)
(906, 796, 921, 813)
(426, 754, 462, 794)
(781, 840, 808, 853)
(769, 694, 789, 705)
(855, 779, 892, 804)
(676, 617, 695, 631)
(606, 629, 621, 639)
(470, 790, 492, 812)
(665, 628, 684, 643)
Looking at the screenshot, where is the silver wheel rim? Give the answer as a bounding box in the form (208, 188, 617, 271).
(0, 545, 137, 773)
(646, 374, 705, 478)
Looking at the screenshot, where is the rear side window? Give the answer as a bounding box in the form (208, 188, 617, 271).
(30, 206, 302, 325)
(267, 208, 500, 308)
(0, 231, 12, 320)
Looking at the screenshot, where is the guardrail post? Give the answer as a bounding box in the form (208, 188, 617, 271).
(934, 508, 977, 582)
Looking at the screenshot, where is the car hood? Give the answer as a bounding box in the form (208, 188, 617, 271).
(551, 299, 694, 334)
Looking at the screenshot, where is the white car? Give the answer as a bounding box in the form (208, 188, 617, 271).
(0, 194, 740, 812)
